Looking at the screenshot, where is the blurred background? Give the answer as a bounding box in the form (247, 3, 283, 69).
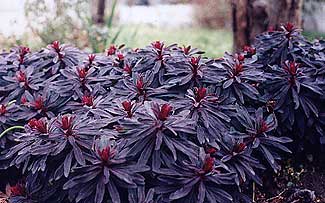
(0, 0, 324, 57)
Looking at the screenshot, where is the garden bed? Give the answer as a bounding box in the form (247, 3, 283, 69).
(0, 23, 324, 203)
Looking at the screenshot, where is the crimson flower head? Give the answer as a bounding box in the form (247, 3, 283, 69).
(28, 118, 47, 134)
(206, 147, 217, 154)
(16, 71, 27, 83)
(97, 146, 115, 163)
(183, 45, 191, 55)
(152, 41, 164, 51)
(33, 96, 44, 111)
(233, 63, 243, 75)
(190, 57, 200, 77)
(88, 54, 96, 64)
(237, 54, 245, 62)
(28, 118, 38, 128)
(9, 182, 26, 197)
(61, 115, 74, 132)
(20, 46, 30, 56)
(0, 104, 6, 115)
(243, 45, 256, 55)
(122, 100, 133, 117)
(257, 120, 269, 134)
(123, 64, 132, 75)
(284, 22, 295, 32)
(285, 61, 299, 75)
(77, 67, 88, 79)
(18, 46, 30, 64)
(117, 53, 124, 61)
(195, 87, 207, 102)
(158, 103, 172, 121)
(202, 156, 215, 173)
(20, 96, 28, 105)
(136, 77, 145, 95)
(107, 45, 117, 56)
(190, 57, 200, 67)
(233, 143, 246, 154)
(82, 95, 94, 107)
(51, 40, 61, 52)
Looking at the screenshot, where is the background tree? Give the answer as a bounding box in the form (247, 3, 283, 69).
(231, 0, 304, 51)
(92, 0, 107, 25)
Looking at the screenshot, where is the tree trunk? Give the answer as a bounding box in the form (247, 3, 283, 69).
(92, 0, 107, 25)
(231, 0, 304, 52)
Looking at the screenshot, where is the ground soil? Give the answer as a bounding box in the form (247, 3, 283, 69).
(256, 156, 325, 203)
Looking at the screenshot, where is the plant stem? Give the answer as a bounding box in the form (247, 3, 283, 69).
(7, 100, 16, 106)
(0, 126, 25, 138)
(252, 182, 256, 202)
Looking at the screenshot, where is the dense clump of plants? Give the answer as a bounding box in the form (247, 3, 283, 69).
(0, 23, 324, 203)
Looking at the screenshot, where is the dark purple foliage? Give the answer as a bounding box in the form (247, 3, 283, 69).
(0, 24, 323, 203)
(173, 86, 236, 145)
(63, 138, 149, 203)
(155, 149, 236, 203)
(118, 101, 197, 170)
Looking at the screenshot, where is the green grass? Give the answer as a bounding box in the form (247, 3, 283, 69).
(302, 31, 325, 41)
(113, 25, 233, 58)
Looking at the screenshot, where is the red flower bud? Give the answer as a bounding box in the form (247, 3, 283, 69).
(243, 45, 256, 55)
(234, 63, 243, 75)
(117, 53, 124, 61)
(28, 118, 37, 128)
(258, 120, 269, 134)
(123, 64, 132, 75)
(20, 47, 30, 56)
(183, 45, 191, 55)
(203, 156, 215, 173)
(0, 104, 6, 115)
(136, 77, 145, 95)
(237, 54, 245, 62)
(122, 100, 133, 118)
(284, 22, 295, 32)
(51, 40, 61, 51)
(190, 57, 200, 67)
(33, 97, 44, 111)
(122, 100, 132, 111)
(61, 116, 73, 131)
(206, 147, 217, 154)
(285, 61, 299, 75)
(21, 96, 28, 105)
(107, 45, 117, 56)
(18, 46, 30, 64)
(88, 54, 96, 64)
(16, 71, 27, 83)
(98, 146, 112, 162)
(233, 143, 246, 154)
(152, 41, 164, 50)
(77, 68, 88, 79)
(28, 118, 47, 134)
(9, 182, 26, 197)
(195, 87, 207, 102)
(158, 103, 172, 121)
(190, 57, 200, 77)
(82, 95, 94, 107)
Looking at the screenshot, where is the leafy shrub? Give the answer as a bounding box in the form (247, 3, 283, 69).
(0, 24, 324, 203)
